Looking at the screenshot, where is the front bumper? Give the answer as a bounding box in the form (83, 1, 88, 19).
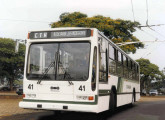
(19, 100, 98, 113)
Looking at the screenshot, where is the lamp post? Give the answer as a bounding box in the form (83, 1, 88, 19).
(15, 39, 26, 53)
(10, 39, 26, 91)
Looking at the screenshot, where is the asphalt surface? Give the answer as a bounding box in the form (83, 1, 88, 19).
(1, 100, 165, 120)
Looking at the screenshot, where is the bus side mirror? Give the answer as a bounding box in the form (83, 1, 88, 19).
(98, 37, 102, 52)
(98, 37, 104, 53)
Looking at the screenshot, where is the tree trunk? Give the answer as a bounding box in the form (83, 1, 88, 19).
(140, 79, 145, 93)
(140, 76, 149, 93)
(9, 77, 14, 91)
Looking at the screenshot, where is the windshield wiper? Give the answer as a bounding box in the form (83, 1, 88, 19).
(37, 51, 58, 84)
(37, 61, 55, 84)
(58, 62, 74, 86)
(64, 71, 74, 85)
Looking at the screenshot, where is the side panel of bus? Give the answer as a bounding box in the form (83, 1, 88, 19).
(97, 34, 140, 112)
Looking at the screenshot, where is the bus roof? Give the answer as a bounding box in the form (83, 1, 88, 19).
(28, 27, 139, 66)
(28, 27, 96, 32)
(28, 27, 96, 39)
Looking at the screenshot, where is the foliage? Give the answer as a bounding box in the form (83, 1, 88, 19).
(51, 12, 144, 53)
(0, 38, 25, 90)
(136, 58, 163, 92)
(14, 79, 23, 85)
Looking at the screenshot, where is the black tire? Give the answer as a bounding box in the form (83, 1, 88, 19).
(109, 91, 116, 112)
(134, 91, 136, 102)
(131, 91, 135, 106)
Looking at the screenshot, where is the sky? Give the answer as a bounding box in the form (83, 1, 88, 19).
(0, 0, 165, 70)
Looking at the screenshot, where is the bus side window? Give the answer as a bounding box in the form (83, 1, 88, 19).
(109, 44, 116, 74)
(128, 60, 133, 79)
(123, 56, 128, 78)
(99, 39, 108, 83)
(117, 51, 123, 76)
(133, 63, 136, 80)
(92, 46, 97, 91)
(136, 66, 139, 81)
(29, 47, 41, 73)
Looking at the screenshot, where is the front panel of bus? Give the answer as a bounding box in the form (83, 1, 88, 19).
(19, 28, 99, 113)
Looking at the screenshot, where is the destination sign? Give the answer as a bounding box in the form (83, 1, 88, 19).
(29, 29, 91, 39)
(33, 32, 48, 39)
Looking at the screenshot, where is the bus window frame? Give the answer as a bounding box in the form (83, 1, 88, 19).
(26, 41, 91, 81)
(99, 39, 108, 84)
(91, 46, 97, 91)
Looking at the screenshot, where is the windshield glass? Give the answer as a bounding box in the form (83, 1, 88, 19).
(27, 42, 90, 81)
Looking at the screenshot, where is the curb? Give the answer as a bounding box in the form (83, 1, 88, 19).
(0, 95, 22, 99)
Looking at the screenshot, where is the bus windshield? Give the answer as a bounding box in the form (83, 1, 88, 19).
(27, 42, 90, 81)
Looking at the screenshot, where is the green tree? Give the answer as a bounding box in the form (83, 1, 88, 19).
(51, 12, 144, 53)
(0, 38, 25, 90)
(136, 58, 162, 92)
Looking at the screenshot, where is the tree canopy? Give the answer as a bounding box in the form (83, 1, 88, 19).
(51, 12, 144, 53)
(136, 58, 163, 92)
(0, 38, 25, 90)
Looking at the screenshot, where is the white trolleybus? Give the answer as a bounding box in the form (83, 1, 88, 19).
(19, 27, 140, 113)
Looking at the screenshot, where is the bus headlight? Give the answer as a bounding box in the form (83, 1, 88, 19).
(26, 94, 36, 98)
(76, 96, 88, 100)
(88, 96, 94, 100)
(76, 96, 94, 101)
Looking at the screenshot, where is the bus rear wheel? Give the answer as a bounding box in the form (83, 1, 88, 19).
(109, 91, 116, 112)
(131, 90, 136, 106)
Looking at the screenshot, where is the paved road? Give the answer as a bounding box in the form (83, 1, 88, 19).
(0, 99, 44, 116)
(1, 100, 165, 120)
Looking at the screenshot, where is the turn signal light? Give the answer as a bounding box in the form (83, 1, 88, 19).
(23, 94, 25, 98)
(88, 96, 94, 100)
(91, 30, 94, 36)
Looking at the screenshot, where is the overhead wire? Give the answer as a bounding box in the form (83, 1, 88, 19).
(138, 27, 165, 58)
(144, 0, 165, 40)
(139, 24, 165, 27)
(130, 0, 165, 42)
(121, 0, 165, 58)
(138, 28, 165, 58)
(140, 43, 159, 58)
(147, 27, 165, 39)
(137, 0, 165, 59)
(146, 0, 149, 25)
(130, 0, 135, 22)
(141, 40, 165, 59)
(138, 28, 158, 39)
(0, 18, 52, 24)
(0, 2, 53, 24)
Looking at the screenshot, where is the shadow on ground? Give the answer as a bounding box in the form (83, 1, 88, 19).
(38, 104, 136, 120)
(0, 104, 137, 120)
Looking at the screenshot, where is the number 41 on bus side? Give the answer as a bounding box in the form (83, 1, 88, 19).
(79, 85, 85, 91)
(28, 84, 33, 90)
